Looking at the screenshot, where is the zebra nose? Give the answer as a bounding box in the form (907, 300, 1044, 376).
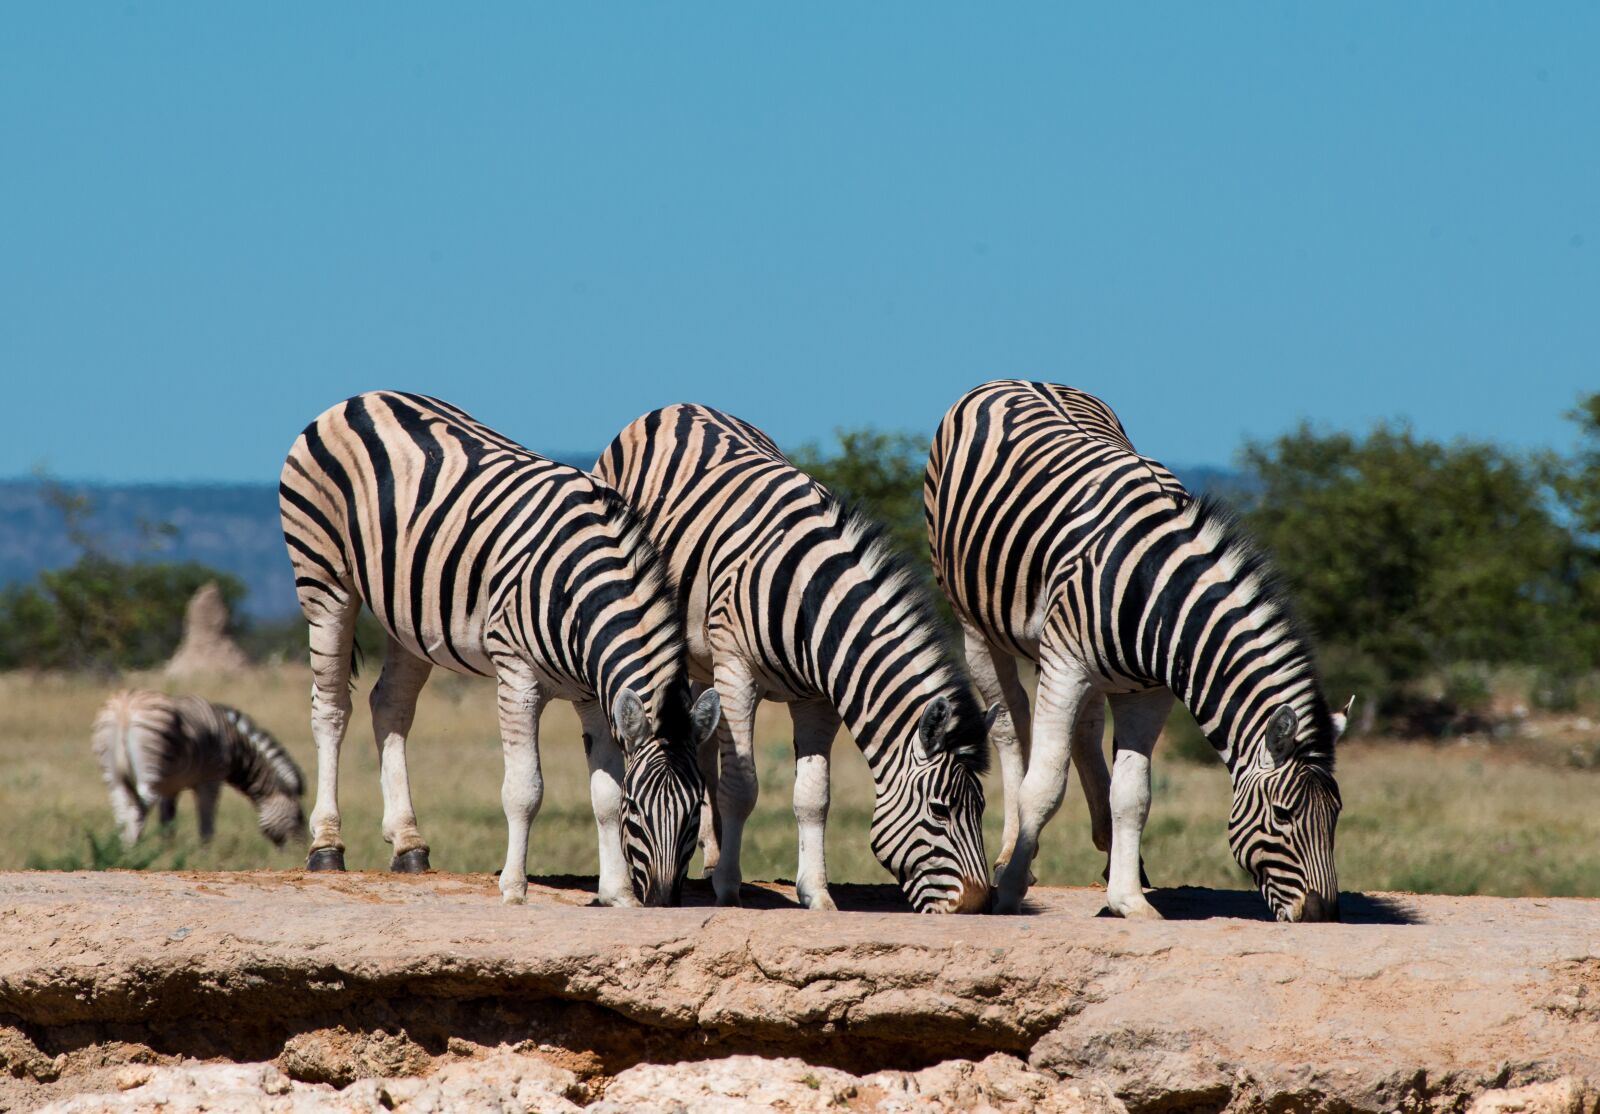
(954, 879, 991, 914)
(1299, 891, 1340, 922)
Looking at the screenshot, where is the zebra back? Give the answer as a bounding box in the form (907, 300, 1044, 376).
(599, 403, 994, 912)
(927, 380, 1335, 773)
(279, 391, 689, 737)
(91, 690, 304, 802)
(598, 403, 988, 774)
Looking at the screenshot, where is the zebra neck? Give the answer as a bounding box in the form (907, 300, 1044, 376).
(219, 711, 295, 802)
(821, 627, 955, 789)
(592, 656, 685, 739)
(1151, 589, 1321, 774)
(222, 723, 275, 801)
(832, 697, 925, 792)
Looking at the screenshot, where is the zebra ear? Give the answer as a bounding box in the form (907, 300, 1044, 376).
(689, 688, 722, 746)
(1331, 695, 1355, 742)
(613, 689, 650, 755)
(1263, 704, 1299, 768)
(917, 697, 953, 760)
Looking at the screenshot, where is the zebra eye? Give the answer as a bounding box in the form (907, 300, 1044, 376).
(1272, 805, 1293, 826)
(929, 800, 951, 823)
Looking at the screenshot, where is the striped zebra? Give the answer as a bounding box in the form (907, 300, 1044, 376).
(279, 392, 720, 906)
(595, 405, 995, 914)
(92, 690, 305, 848)
(925, 381, 1347, 922)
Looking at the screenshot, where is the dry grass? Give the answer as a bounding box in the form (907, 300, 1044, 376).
(3, 665, 1598, 898)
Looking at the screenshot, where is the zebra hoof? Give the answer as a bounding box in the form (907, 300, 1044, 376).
(306, 848, 346, 872)
(390, 849, 431, 873)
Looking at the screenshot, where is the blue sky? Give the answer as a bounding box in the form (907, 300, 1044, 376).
(3, 6, 1595, 483)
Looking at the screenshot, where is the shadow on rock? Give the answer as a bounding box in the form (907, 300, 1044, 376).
(1133, 886, 1423, 924)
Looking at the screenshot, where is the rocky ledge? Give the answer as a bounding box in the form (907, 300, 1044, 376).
(0, 872, 1596, 1112)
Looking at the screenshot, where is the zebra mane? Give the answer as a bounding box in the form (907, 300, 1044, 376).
(592, 484, 691, 727)
(818, 497, 991, 775)
(1175, 493, 1336, 771)
(220, 706, 305, 796)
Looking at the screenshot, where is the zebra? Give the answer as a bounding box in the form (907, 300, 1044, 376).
(92, 690, 305, 848)
(925, 380, 1348, 922)
(279, 391, 720, 907)
(595, 405, 995, 914)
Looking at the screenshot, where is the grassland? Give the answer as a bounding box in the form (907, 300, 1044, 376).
(3, 665, 1598, 898)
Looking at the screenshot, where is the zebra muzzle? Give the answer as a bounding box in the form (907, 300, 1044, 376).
(1297, 891, 1341, 922)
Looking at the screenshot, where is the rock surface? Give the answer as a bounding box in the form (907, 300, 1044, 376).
(1, 872, 1597, 1112)
(32, 1050, 1129, 1113)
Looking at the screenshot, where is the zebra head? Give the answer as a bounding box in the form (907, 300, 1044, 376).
(1227, 703, 1345, 922)
(220, 707, 306, 849)
(869, 697, 994, 914)
(256, 791, 306, 850)
(613, 685, 719, 907)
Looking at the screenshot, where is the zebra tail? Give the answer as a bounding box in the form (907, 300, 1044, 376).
(93, 691, 158, 800)
(90, 693, 135, 787)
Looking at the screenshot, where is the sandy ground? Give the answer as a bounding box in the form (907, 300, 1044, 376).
(1, 871, 1597, 1112)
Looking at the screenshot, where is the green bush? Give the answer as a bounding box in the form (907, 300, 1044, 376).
(237, 610, 391, 671)
(0, 555, 246, 672)
(1234, 420, 1599, 719)
(790, 427, 932, 571)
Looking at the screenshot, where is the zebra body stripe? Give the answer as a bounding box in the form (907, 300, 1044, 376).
(91, 690, 304, 848)
(280, 392, 710, 906)
(926, 381, 1343, 922)
(596, 404, 992, 914)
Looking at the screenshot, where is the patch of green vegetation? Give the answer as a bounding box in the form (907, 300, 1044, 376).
(27, 827, 191, 872)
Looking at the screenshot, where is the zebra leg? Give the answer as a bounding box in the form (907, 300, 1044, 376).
(493, 659, 546, 905)
(993, 651, 1093, 915)
(789, 697, 841, 911)
(961, 624, 1033, 877)
(304, 592, 360, 871)
(710, 660, 761, 908)
(1070, 697, 1113, 858)
(371, 636, 434, 871)
(158, 796, 179, 831)
(109, 781, 148, 846)
(1103, 688, 1176, 920)
(194, 782, 221, 845)
(691, 682, 723, 879)
(575, 699, 639, 908)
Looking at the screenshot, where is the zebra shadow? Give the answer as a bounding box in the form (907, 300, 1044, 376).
(1129, 886, 1422, 925)
(521, 875, 912, 911)
(520, 877, 1420, 922)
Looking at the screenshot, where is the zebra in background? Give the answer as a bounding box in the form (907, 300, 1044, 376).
(925, 381, 1347, 922)
(92, 690, 305, 848)
(280, 392, 719, 906)
(596, 405, 995, 914)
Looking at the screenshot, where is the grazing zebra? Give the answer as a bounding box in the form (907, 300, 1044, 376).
(925, 381, 1347, 922)
(595, 405, 995, 914)
(92, 690, 305, 848)
(279, 391, 720, 906)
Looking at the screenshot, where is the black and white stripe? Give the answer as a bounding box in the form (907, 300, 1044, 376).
(596, 405, 993, 914)
(926, 380, 1344, 922)
(279, 391, 718, 906)
(91, 690, 305, 848)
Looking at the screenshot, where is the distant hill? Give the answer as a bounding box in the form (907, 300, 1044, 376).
(1, 463, 1241, 618)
